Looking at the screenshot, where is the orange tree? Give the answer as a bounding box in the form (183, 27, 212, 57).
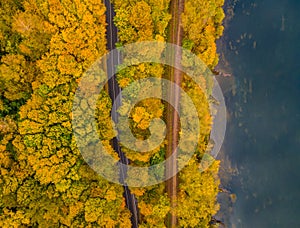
(176, 73, 221, 227)
(0, 0, 23, 58)
(112, 0, 170, 164)
(182, 0, 225, 68)
(175, 0, 225, 227)
(0, 0, 132, 226)
(112, 0, 225, 227)
(112, 0, 172, 226)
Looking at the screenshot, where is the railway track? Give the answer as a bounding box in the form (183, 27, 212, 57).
(104, 0, 185, 227)
(165, 0, 185, 227)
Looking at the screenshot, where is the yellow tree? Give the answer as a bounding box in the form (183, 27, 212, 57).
(0, 0, 23, 57)
(113, 0, 170, 165)
(0, 54, 35, 101)
(182, 0, 225, 68)
(112, 1, 172, 226)
(0, 0, 132, 226)
(176, 157, 220, 227)
(175, 0, 225, 226)
(0, 0, 51, 116)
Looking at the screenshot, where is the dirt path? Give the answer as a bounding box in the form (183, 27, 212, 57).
(165, 0, 185, 227)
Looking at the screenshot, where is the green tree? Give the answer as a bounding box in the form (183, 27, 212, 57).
(176, 157, 220, 227)
(0, 0, 131, 226)
(0, 54, 35, 101)
(0, 0, 23, 58)
(182, 0, 225, 68)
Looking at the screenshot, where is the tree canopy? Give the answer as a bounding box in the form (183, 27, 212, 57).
(0, 0, 131, 226)
(0, 0, 225, 226)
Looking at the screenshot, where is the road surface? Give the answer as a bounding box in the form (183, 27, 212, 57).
(104, 0, 139, 227)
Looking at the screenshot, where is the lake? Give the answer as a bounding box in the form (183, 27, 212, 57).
(216, 0, 300, 227)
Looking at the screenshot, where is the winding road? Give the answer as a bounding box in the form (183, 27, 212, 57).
(104, 0, 139, 227)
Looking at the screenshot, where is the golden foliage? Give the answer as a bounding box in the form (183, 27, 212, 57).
(0, 0, 131, 227)
(182, 0, 225, 68)
(133, 184, 170, 227)
(113, 0, 170, 167)
(176, 157, 220, 227)
(0, 54, 35, 100)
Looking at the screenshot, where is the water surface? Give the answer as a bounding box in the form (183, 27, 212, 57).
(217, 0, 300, 227)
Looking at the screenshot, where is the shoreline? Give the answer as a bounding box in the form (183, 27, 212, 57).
(213, 0, 240, 225)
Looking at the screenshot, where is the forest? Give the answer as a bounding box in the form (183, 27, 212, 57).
(0, 0, 225, 227)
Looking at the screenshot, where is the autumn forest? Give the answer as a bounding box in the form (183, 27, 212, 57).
(0, 0, 225, 227)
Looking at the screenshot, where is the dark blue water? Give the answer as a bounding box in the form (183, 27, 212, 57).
(217, 0, 300, 227)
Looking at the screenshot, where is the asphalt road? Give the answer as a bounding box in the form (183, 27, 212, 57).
(104, 0, 139, 227)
